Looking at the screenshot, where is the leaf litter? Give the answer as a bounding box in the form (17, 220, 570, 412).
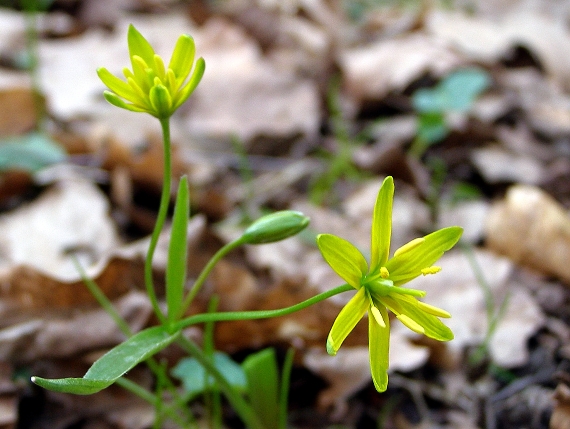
(0, 0, 570, 427)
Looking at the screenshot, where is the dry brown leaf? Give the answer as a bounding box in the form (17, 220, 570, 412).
(551, 384, 570, 429)
(0, 178, 120, 282)
(0, 87, 39, 137)
(488, 288, 545, 367)
(471, 145, 545, 185)
(485, 184, 570, 285)
(412, 250, 544, 368)
(338, 34, 461, 103)
(437, 200, 490, 244)
(303, 326, 430, 413)
(0, 177, 206, 315)
(183, 17, 320, 142)
(426, 10, 570, 90)
(0, 291, 151, 363)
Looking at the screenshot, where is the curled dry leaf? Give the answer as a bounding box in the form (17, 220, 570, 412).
(0, 291, 152, 363)
(471, 145, 545, 185)
(485, 184, 570, 285)
(426, 10, 570, 90)
(338, 34, 460, 103)
(183, 17, 320, 142)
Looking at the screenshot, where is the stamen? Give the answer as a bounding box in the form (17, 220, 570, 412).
(370, 305, 386, 328)
(416, 301, 451, 318)
(394, 237, 425, 257)
(380, 267, 389, 278)
(397, 314, 425, 334)
(421, 266, 441, 275)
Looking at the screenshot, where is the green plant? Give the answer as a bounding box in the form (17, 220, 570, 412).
(0, 0, 65, 174)
(409, 67, 491, 158)
(30, 24, 463, 428)
(309, 75, 368, 205)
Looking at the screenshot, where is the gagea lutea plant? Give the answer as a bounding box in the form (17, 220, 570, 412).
(31, 24, 463, 428)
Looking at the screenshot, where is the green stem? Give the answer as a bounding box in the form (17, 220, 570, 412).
(145, 117, 173, 325)
(180, 238, 245, 313)
(177, 335, 264, 429)
(73, 258, 194, 425)
(115, 377, 188, 427)
(22, 0, 45, 131)
(176, 284, 352, 331)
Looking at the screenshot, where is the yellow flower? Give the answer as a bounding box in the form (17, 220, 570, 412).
(97, 24, 205, 119)
(317, 176, 462, 392)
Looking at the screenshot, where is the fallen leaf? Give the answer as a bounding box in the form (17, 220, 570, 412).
(338, 34, 461, 103)
(485, 184, 570, 285)
(551, 384, 570, 429)
(181, 17, 320, 143)
(471, 145, 545, 185)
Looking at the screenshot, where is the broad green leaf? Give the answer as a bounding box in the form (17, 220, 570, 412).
(171, 352, 247, 400)
(0, 133, 66, 173)
(368, 306, 389, 392)
(166, 177, 189, 323)
(326, 287, 368, 355)
(242, 349, 279, 429)
(413, 68, 491, 113)
(316, 234, 367, 289)
(385, 226, 463, 285)
(32, 326, 179, 395)
(370, 176, 393, 270)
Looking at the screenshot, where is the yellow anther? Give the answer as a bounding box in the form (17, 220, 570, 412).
(380, 267, 389, 278)
(421, 266, 441, 276)
(397, 314, 425, 334)
(370, 305, 386, 328)
(394, 237, 425, 257)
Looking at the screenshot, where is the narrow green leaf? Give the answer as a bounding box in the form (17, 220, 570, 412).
(32, 326, 180, 395)
(370, 176, 394, 270)
(166, 176, 189, 323)
(242, 349, 279, 429)
(316, 234, 367, 288)
(31, 377, 113, 395)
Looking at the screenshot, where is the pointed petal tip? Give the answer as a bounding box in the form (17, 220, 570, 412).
(326, 338, 338, 356)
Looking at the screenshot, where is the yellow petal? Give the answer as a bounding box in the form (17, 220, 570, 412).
(369, 306, 390, 392)
(370, 176, 394, 269)
(326, 288, 368, 355)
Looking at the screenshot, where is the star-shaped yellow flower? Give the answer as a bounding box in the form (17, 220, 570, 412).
(97, 24, 205, 119)
(316, 176, 462, 392)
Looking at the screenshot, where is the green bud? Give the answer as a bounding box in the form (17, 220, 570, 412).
(241, 210, 309, 244)
(149, 84, 173, 118)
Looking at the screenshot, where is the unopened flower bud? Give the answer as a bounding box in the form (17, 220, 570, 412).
(241, 210, 309, 244)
